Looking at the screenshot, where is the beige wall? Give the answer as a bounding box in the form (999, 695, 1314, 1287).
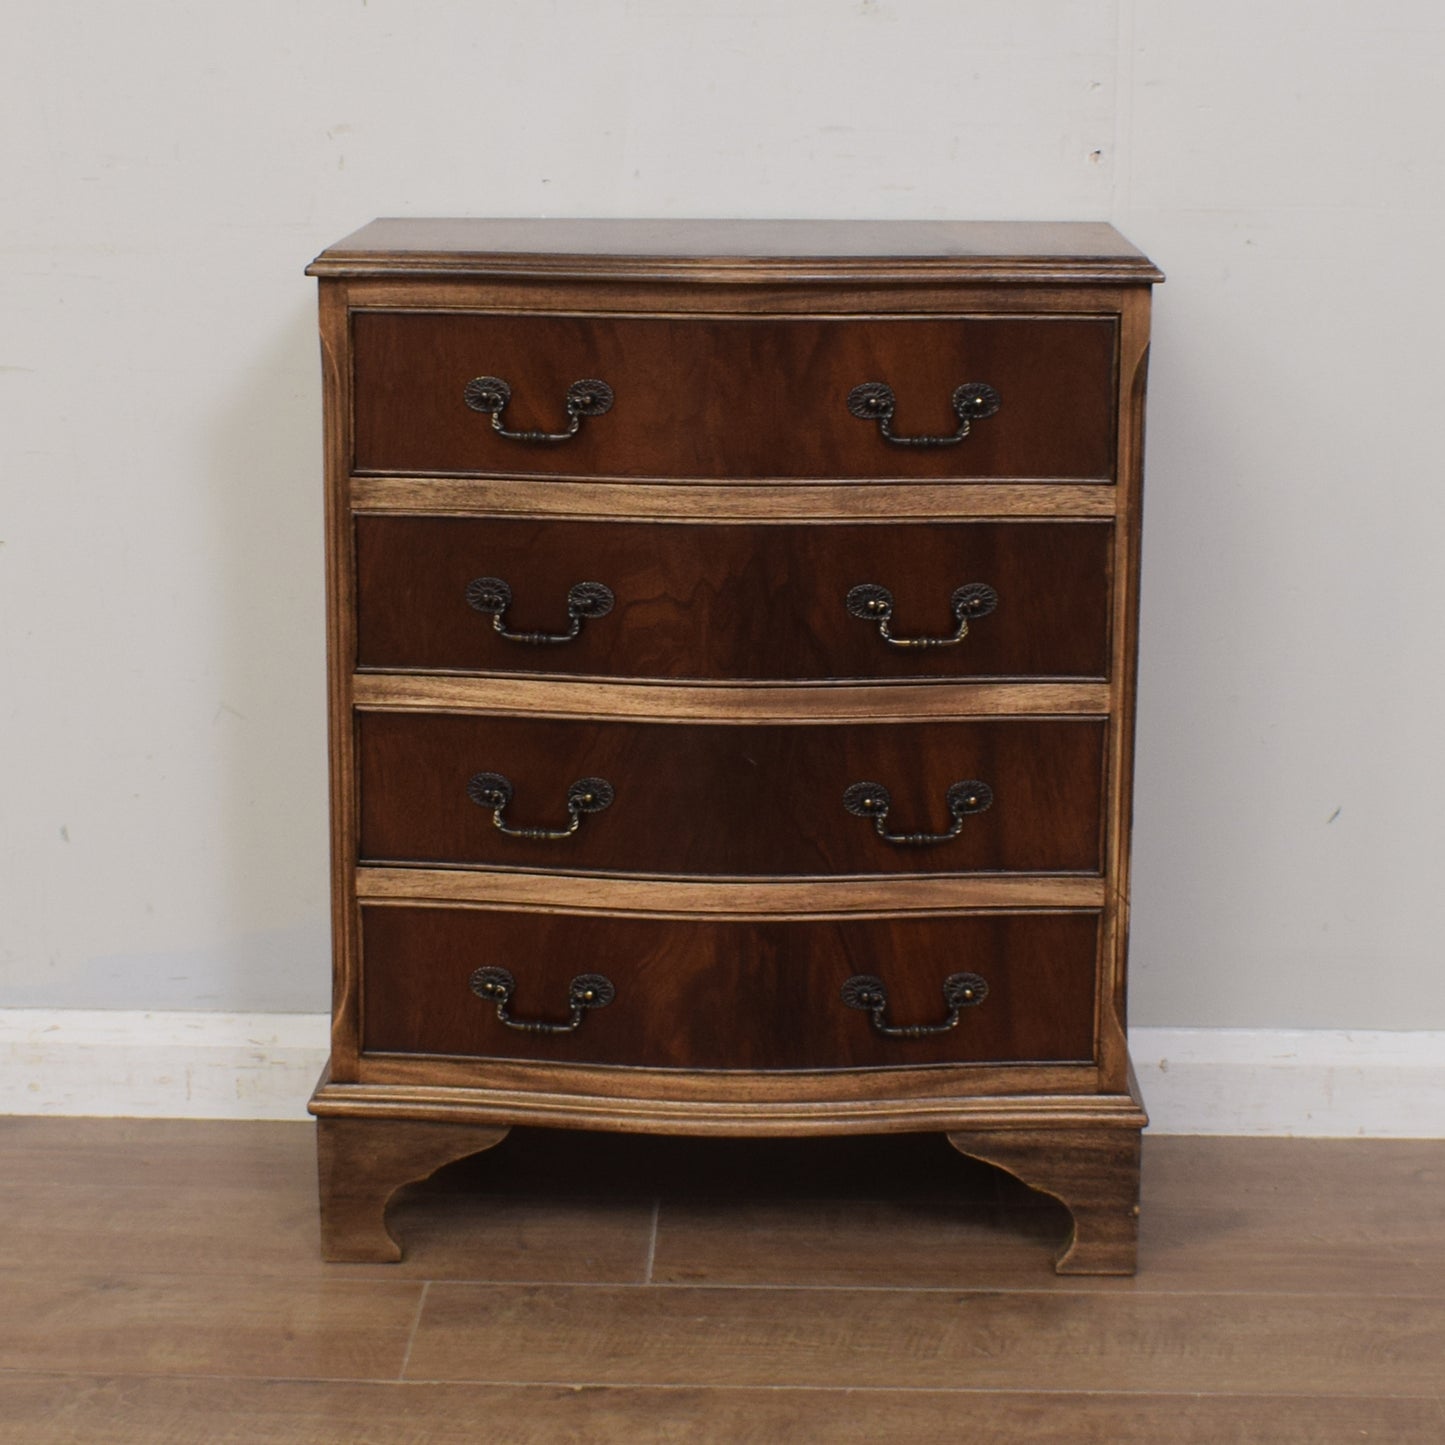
(2, 1, 1441, 1026)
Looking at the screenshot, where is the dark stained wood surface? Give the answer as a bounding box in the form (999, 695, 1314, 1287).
(1, 1122, 1440, 1444)
(315, 227, 1158, 1269)
(356, 713, 1107, 877)
(359, 906, 1100, 1070)
(317, 1117, 510, 1262)
(947, 1124, 1140, 1273)
(351, 312, 1117, 481)
(312, 217, 1162, 271)
(354, 515, 1113, 681)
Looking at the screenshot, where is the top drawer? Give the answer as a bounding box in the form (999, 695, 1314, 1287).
(350, 312, 1118, 481)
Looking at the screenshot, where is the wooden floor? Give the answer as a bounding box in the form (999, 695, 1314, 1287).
(0, 1121, 1440, 1443)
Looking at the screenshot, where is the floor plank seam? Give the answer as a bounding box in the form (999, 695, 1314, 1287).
(346, 1377, 1445, 1400)
(397, 1280, 429, 1382)
(6, 1265, 1444, 1301)
(401, 1278, 1445, 1300)
(643, 1198, 661, 1285)
(2, 1367, 1439, 1402)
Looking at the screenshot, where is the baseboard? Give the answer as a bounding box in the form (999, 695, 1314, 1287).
(1, 1011, 1441, 1135)
(1130, 1027, 1445, 1137)
(0, 1010, 328, 1122)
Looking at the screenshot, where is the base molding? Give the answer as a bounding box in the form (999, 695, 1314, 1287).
(2, 1011, 1442, 1136)
(311, 1083, 1147, 1273)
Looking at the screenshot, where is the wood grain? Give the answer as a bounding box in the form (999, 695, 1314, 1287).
(313, 224, 1159, 1264)
(404, 1282, 1445, 1393)
(4, 1378, 1431, 1445)
(311, 1072, 1137, 1133)
(947, 1124, 1142, 1273)
(351, 311, 1117, 481)
(351, 476, 1121, 519)
(359, 905, 1100, 1071)
(354, 867, 1109, 914)
(320, 277, 363, 1082)
(353, 671, 1112, 720)
(317, 1116, 509, 1262)
(354, 514, 1113, 681)
(356, 713, 1107, 878)
(4, 1124, 1443, 1444)
(309, 217, 1164, 282)
(0, 1271, 423, 1379)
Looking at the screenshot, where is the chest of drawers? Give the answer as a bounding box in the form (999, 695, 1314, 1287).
(306, 219, 1161, 1274)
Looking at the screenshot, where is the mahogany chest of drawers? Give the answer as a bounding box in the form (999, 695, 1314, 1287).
(306, 218, 1161, 1274)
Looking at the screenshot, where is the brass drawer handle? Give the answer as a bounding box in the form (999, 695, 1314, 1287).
(841, 971, 989, 1038)
(843, 779, 993, 846)
(463, 375, 614, 443)
(466, 576, 615, 645)
(467, 772, 614, 841)
(846, 381, 1000, 448)
(846, 582, 998, 648)
(469, 965, 616, 1033)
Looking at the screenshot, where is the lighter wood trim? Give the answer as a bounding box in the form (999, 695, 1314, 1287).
(309, 1074, 1146, 1135)
(335, 277, 1144, 314)
(354, 867, 1108, 916)
(319, 279, 361, 1082)
(350, 476, 1119, 519)
(1094, 291, 1153, 1093)
(351, 674, 1110, 721)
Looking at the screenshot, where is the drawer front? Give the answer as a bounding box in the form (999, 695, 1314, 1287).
(361, 905, 1099, 1070)
(351, 312, 1117, 481)
(357, 713, 1105, 877)
(355, 516, 1112, 682)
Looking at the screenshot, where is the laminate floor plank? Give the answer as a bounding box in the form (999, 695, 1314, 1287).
(0, 1374, 1440, 1445)
(4, 1118, 1445, 1433)
(0, 1178, 655, 1284)
(0, 1117, 315, 1190)
(650, 1196, 1071, 1288)
(405, 1282, 1445, 1394)
(0, 1272, 422, 1380)
(650, 1136, 1445, 1294)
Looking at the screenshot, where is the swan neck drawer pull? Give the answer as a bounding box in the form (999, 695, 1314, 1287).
(467, 771, 615, 841)
(466, 576, 615, 645)
(841, 972, 989, 1038)
(846, 582, 998, 648)
(846, 381, 1000, 448)
(843, 779, 993, 846)
(469, 966, 616, 1034)
(463, 375, 614, 443)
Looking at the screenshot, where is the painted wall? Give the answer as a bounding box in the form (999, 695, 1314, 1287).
(3, 1, 1441, 1026)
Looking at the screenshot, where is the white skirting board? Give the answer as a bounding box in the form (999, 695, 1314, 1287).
(0, 1011, 1441, 1136)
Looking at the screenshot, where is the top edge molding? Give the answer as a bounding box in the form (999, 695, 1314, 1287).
(307, 218, 1165, 285)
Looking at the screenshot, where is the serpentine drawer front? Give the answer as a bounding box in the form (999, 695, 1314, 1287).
(354, 515, 1113, 681)
(360, 905, 1099, 1071)
(351, 312, 1118, 481)
(308, 218, 1160, 1276)
(356, 712, 1106, 877)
